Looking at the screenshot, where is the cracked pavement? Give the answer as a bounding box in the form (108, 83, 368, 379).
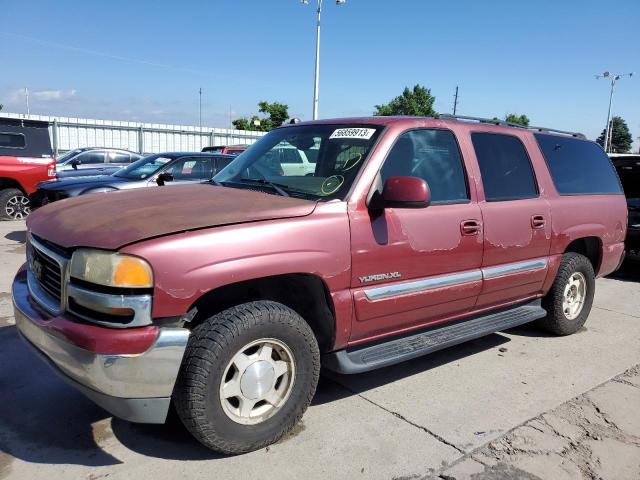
(1, 220, 639, 480)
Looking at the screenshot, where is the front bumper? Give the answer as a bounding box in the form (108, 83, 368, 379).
(12, 269, 190, 423)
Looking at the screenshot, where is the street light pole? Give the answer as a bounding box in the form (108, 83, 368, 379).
(199, 87, 202, 128)
(312, 0, 322, 121)
(303, 0, 346, 120)
(596, 71, 634, 153)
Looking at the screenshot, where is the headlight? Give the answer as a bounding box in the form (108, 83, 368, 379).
(70, 249, 153, 288)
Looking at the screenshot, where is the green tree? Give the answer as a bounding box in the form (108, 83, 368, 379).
(232, 101, 290, 132)
(375, 85, 436, 117)
(504, 113, 530, 126)
(597, 116, 633, 153)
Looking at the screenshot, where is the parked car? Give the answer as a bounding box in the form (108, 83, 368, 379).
(610, 153, 640, 261)
(266, 141, 317, 176)
(56, 147, 142, 178)
(202, 145, 248, 156)
(31, 152, 235, 206)
(0, 118, 56, 220)
(14, 116, 626, 454)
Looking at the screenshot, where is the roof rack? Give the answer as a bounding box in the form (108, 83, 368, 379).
(437, 114, 586, 139)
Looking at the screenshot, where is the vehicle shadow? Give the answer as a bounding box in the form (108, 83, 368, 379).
(0, 325, 121, 467)
(606, 260, 640, 283)
(1, 325, 509, 464)
(315, 333, 510, 402)
(4, 230, 26, 244)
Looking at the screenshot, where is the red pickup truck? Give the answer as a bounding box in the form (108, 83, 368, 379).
(0, 118, 56, 219)
(13, 116, 626, 454)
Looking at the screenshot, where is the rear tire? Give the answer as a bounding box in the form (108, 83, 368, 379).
(537, 253, 595, 335)
(173, 300, 320, 454)
(0, 188, 31, 220)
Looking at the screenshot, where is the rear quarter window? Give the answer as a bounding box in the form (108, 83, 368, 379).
(534, 134, 622, 195)
(0, 132, 25, 149)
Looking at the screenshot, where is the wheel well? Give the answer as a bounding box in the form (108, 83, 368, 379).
(0, 178, 25, 194)
(188, 274, 336, 353)
(565, 237, 602, 274)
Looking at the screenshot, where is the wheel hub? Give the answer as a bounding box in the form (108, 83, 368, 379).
(219, 338, 295, 425)
(562, 272, 586, 320)
(240, 361, 275, 400)
(5, 195, 31, 220)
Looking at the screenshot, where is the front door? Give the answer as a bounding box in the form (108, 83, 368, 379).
(349, 128, 484, 343)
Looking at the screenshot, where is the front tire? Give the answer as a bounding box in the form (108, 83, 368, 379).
(173, 301, 320, 454)
(537, 253, 595, 335)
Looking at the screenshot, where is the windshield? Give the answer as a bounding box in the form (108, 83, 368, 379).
(214, 124, 383, 200)
(114, 154, 173, 180)
(56, 149, 82, 163)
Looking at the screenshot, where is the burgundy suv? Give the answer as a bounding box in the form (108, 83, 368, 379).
(12, 116, 626, 454)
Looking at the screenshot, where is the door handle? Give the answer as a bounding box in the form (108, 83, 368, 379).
(461, 220, 481, 236)
(531, 215, 546, 229)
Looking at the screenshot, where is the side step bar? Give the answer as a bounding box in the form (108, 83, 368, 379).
(323, 300, 546, 374)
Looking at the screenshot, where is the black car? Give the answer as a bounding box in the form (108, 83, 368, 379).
(56, 147, 142, 178)
(611, 153, 640, 261)
(33, 152, 235, 207)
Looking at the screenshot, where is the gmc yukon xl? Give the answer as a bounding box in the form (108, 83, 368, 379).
(12, 116, 626, 454)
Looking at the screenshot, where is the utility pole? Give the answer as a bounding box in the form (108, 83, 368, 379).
(229, 105, 232, 128)
(452, 86, 459, 115)
(199, 87, 202, 128)
(596, 71, 634, 153)
(25, 87, 30, 115)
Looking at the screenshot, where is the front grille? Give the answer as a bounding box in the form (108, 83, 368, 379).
(30, 245, 63, 302)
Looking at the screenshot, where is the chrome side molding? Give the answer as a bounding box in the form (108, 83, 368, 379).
(363, 258, 549, 301)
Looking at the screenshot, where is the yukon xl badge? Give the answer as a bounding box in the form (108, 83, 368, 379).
(359, 272, 401, 284)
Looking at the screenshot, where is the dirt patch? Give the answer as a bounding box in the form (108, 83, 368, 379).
(6, 244, 25, 255)
(437, 365, 640, 480)
(0, 451, 14, 480)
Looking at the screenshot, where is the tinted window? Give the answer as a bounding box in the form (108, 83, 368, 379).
(110, 153, 130, 164)
(471, 133, 538, 201)
(0, 133, 25, 149)
(215, 157, 234, 172)
(381, 129, 469, 203)
(168, 157, 213, 180)
(76, 151, 105, 164)
(535, 134, 623, 195)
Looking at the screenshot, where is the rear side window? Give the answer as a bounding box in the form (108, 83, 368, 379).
(535, 134, 622, 195)
(471, 133, 538, 201)
(0, 132, 25, 149)
(381, 129, 469, 203)
(77, 151, 106, 164)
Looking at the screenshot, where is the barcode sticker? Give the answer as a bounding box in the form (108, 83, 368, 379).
(329, 128, 376, 140)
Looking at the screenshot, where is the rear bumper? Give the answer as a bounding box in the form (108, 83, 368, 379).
(12, 269, 189, 423)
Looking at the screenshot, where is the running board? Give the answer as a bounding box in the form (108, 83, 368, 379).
(323, 300, 546, 374)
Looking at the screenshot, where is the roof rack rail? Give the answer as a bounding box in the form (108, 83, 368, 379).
(437, 114, 586, 139)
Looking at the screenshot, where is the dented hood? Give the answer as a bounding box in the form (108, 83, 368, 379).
(27, 184, 317, 249)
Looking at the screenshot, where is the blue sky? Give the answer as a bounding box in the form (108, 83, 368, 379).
(1, 0, 638, 148)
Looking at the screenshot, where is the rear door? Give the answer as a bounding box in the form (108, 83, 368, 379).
(470, 132, 552, 307)
(349, 128, 484, 342)
(162, 156, 214, 186)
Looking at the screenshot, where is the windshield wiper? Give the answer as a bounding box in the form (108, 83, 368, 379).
(238, 178, 290, 197)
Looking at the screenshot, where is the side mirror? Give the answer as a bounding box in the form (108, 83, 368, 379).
(71, 159, 81, 170)
(156, 172, 174, 186)
(370, 176, 431, 209)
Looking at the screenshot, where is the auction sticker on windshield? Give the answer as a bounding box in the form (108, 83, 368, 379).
(329, 128, 376, 140)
